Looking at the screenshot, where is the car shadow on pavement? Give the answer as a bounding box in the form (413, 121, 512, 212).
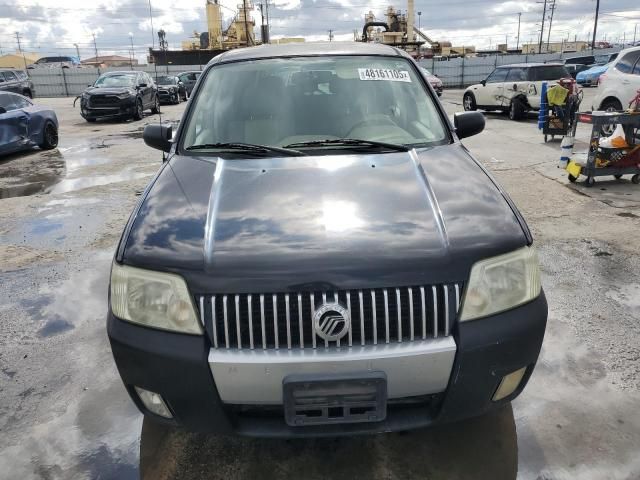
(139, 404, 517, 480)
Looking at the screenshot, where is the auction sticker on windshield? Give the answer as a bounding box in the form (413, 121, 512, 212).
(358, 68, 411, 82)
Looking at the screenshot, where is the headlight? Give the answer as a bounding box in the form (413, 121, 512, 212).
(117, 92, 132, 99)
(460, 246, 541, 322)
(170, 87, 176, 93)
(110, 263, 202, 334)
(82, 93, 89, 100)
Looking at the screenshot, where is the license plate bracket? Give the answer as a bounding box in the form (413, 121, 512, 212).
(283, 372, 387, 427)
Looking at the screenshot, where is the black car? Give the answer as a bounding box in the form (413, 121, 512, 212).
(177, 71, 201, 96)
(80, 71, 159, 122)
(0, 69, 35, 98)
(155, 75, 187, 104)
(108, 42, 547, 437)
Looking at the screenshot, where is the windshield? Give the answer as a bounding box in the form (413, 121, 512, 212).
(157, 76, 176, 85)
(182, 56, 448, 153)
(94, 74, 136, 87)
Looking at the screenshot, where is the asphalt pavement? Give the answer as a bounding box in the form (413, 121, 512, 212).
(0, 90, 639, 480)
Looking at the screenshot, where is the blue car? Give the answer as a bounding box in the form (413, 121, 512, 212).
(0, 92, 58, 156)
(576, 63, 610, 87)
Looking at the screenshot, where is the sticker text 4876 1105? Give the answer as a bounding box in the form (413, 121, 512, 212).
(358, 68, 412, 83)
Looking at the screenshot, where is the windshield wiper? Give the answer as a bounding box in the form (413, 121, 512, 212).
(185, 142, 305, 157)
(283, 138, 410, 152)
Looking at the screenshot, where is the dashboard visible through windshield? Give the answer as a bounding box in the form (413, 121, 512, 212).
(181, 56, 448, 154)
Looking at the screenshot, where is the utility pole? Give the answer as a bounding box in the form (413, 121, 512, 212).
(546, 0, 556, 52)
(92, 33, 99, 66)
(129, 34, 135, 68)
(73, 43, 80, 62)
(265, 0, 270, 44)
(418, 11, 422, 33)
(328, 29, 334, 41)
(148, 0, 156, 49)
(15, 32, 28, 69)
(516, 12, 521, 51)
(537, 0, 547, 54)
(634, 24, 638, 46)
(591, 0, 599, 53)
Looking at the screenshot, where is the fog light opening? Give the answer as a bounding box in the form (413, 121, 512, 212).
(134, 386, 173, 418)
(492, 367, 527, 402)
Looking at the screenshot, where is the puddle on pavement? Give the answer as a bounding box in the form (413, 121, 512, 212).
(0, 254, 142, 479)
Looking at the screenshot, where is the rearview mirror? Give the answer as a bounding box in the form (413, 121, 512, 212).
(454, 111, 485, 139)
(143, 124, 173, 153)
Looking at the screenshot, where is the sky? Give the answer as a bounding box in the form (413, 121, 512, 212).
(0, 0, 639, 63)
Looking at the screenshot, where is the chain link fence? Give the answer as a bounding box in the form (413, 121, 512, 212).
(26, 48, 622, 97)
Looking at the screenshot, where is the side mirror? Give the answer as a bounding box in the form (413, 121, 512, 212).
(138, 83, 148, 88)
(454, 111, 485, 139)
(0, 106, 6, 114)
(143, 124, 173, 153)
(481, 80, 487, 86)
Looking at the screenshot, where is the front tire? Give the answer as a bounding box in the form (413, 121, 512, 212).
(151, 96, 160, 114)
(463, 92, 477, 111)
(599, 99, 623, 135)
(40, 121, 58, 150)
(509, 99, 526, 121)
(133, 99, 144, 120)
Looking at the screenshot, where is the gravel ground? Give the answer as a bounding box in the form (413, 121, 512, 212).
(0, 90, 639, 480)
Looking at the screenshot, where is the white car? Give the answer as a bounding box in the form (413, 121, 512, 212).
(593, 46, 640, 113)
(463, 63, 571, 120)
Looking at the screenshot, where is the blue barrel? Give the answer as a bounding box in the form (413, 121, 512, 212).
(538, 82, 548, 130)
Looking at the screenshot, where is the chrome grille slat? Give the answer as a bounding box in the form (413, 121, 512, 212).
(285, 294, 292, 349)
(432, 286, 438, 339)
(420, 287, 426, 340)
(272, 294, 279, 349)
(297, 293, 304, 349)
(358, 290, 365, 346)
(346, 291, 353, 347)
(234, 295, 242, 349)
(408, 287, 414, 341)
(310, 293, 316, 349)
(200, 283, 461, 351)
(247, 295, 254, 349)
(222, 295, 229, 349)
(371, 290, 377, 345)
(383, 288, 390, 344)
(395, 288, 402, 343)
(260, 294, 266, 349)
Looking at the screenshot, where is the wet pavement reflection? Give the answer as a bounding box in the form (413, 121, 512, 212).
(139, 406, 517, 480)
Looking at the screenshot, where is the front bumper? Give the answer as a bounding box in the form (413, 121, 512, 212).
(158, 89, 177, 103)
(107, 292, 547, 437)
(80, 98, 136, 119)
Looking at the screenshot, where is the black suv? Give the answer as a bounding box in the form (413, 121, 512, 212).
(0, 69, 35, 98)
(80, 71, 159, 122)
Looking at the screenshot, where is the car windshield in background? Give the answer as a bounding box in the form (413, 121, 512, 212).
(182, 56, 448, 154)
(94, 75, 136, 87)
(531, 65, 570, 81)
(156, 76, 176, 85)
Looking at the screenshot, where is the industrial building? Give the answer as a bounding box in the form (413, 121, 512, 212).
(521, 41, 590, 54)
(0, 52, 40, 69)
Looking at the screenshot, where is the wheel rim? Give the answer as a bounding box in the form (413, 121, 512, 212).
(45, 124, 58, 146)
(137, 101, 143, 117)
(602, 106, 618, 135)
(464, 95, 471, 110)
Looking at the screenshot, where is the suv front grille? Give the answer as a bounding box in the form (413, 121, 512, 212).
(90, 95, 119, 107)
(197, 284, 461, 351)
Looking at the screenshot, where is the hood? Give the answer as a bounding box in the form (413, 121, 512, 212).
(580, 64, 609, 77)
(84, 86, 135, 95)
(427, 74, 442, 86)
(122, 146, 527, 293)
